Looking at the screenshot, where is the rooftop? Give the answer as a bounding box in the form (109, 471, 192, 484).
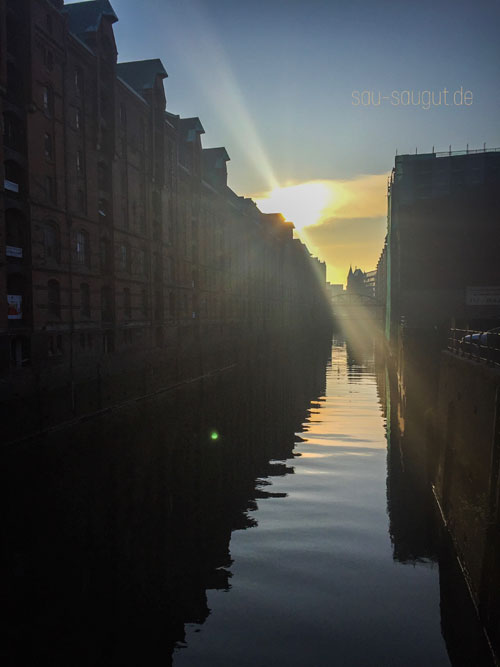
(116, 59, 168, 95)
(63, 0, 117, 37)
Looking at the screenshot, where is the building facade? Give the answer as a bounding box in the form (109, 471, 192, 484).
(0, 0, 331, 440)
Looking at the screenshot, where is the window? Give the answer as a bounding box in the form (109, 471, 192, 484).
(75, 229, 89, 266)
(3, 112, 24, 151)
(141, 288, 148, 316)
(44, 48, 54, 71)
(44, 133, 53, 160)
(80, 283, 90, 318)
(6, 209, 25, 259)
(76, 150, 84, 175)
(123, 288, 131, 318)
(77, 189, 86, 213)
(46, 14, 53, 35)
(100, 238, 111, 273)
(46, 175, 57, 203)
(7, 274, 24, 320)
(135, 248, 147, 276)
(75, 67, 83, 96)
(169, 292, 175, 318)
(44, 221, 60, 262)
(154, 252, 162, 281)
(119, 243, 130, 273)
(7, 63, 23, 101)
(75, 108, 81, 130)
(11, 336, 30, 367)
(101, 286, 113, 321)
(98, 161, 109, 190)
(4, 160, 23, 193)
(49, 334, 63, 356)
(48, 279, 60, 318)
(42, 85, 53, 116)
(98, 198, 107, 217)
(153, 220, 161, 241)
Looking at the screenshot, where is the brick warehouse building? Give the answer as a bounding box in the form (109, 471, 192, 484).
(0, 0, 331, 440)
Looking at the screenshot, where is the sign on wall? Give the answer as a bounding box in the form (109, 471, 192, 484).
(7, 294, 22, 319)
(466, 286, 500, 306)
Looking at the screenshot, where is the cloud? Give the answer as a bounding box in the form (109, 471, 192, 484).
(249, 172, 390, 284)
(302, 216, 387, 284)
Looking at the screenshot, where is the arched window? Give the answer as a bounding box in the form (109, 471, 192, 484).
(6, 209, 25, 259)
(43, 220, 60, 262)
(75, 229, 90, 266)
(80, 283, 90, 318)
(47, 279, 60, 318)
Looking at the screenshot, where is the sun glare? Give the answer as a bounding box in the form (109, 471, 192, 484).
(256, 181, 334, 231)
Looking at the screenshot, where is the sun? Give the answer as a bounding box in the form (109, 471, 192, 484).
(255, 181, 333, 231)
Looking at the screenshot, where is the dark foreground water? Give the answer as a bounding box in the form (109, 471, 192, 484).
(1, 337, 492, 666)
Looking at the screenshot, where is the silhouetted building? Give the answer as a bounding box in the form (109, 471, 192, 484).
(383, 149, 500, 345)
(346, 266, 371, 297)
(0, 0, 331, 440)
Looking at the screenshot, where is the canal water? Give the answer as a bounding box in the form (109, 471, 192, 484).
(173, 337, 449, 667)
(1, 336, 492, 665)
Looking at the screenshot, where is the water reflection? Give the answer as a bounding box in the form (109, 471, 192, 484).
(1, 340, 330, 666)
(1, 335, 494, 665)
(175, 337, 448, 667)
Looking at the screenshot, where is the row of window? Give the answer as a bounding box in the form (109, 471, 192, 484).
(45, 281, 148, 320)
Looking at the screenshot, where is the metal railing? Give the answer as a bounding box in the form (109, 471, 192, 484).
(448, 328, 500, 367)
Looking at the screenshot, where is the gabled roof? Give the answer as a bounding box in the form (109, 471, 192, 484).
(63, 0, 118, 37)
(202, 147, 230, 170)
(179, 117, 205, 142)
(116, 59, 168, 95)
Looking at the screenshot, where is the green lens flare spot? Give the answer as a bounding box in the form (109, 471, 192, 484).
(210, 431, 219, 441)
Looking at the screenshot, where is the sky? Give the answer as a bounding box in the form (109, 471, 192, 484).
(68, 0, 500, 284)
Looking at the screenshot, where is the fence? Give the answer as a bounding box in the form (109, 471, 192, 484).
(448, 328, 500, 367)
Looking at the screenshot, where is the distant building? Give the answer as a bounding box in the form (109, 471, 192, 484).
(346, 266, 372, 297)
(364, 270, 377, 298)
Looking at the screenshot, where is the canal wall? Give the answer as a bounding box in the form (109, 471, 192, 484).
(433, 351, 500, 657)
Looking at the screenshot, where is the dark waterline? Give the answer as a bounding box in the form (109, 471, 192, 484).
(1, 337, 492, 665)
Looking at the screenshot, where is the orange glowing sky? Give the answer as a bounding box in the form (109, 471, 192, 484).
(254, 174, 388, 285)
